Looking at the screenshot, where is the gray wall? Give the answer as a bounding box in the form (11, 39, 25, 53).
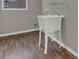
(63, 0, 78, 53)
(42, 0, 78, 52)
(0, 0, 41, 34)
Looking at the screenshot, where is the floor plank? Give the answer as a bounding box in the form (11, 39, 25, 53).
(0, 31, 77, 59)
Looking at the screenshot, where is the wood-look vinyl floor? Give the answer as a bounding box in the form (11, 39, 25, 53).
(0, 31, 77, 59)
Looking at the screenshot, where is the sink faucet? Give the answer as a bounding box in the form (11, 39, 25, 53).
(43, 8, 49, 15)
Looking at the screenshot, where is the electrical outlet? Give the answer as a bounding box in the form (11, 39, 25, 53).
(33, 23, 38, 28)
(34, 24, 37, 26)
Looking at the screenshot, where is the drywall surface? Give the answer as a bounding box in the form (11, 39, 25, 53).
(0, 0, 41, 34)
(63, 0, 78, 53)
(42, 0, 78, 53)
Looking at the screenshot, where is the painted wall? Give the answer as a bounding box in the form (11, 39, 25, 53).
(41, 0, 65, 15)
(63, 0, 78, 53)
(0, 0, 41, 34)
(42, 0, 78, 53)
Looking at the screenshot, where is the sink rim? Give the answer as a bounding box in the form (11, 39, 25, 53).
(37, 15, 64, 18)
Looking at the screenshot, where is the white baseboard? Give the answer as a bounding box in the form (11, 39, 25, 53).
(0, 28, 39, 37)
(48, 34, 78, 57)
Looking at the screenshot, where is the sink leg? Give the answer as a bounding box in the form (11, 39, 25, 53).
(59, 30, 62, 48)
(39, 29, 41, 46)
(44, 33, 48, 54)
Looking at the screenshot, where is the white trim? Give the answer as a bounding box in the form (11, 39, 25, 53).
(0, 28, 39, 37)
(2, 0, 28, 10)
(48, 34, 78, 57)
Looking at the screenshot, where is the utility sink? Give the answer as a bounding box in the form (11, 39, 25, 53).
(37, 15, 64, 54)
(37, 15, 64, 32)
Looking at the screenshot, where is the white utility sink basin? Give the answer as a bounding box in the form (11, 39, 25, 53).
(37, 15, 64, 18)
(37, 15, 64, 32)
